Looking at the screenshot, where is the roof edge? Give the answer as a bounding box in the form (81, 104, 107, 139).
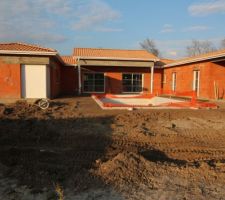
(165, 52, 225, 67)
(0, 42, 57, 52)
(73, 47, 154, 52)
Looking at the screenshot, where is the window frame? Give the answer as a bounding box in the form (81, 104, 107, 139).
(122, 73, 143, 93)
(83, 72, 105, 93)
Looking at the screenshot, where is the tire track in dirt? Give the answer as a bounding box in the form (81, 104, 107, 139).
(109, 137, 225, 164)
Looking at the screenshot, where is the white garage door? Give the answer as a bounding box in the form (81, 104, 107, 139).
(21, 65, 50, 98)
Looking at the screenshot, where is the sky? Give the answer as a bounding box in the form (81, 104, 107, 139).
(0, 0, 225, 58)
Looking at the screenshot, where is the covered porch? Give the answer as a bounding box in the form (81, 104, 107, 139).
(76, 58, 156, 95)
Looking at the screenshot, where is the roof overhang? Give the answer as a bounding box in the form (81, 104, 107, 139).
(75, 56, 158, 68)
(0, 50, 57, 56)
(0, 50, 70, 66)
(77, 56, 159, 62)
(165, 53, 225, 67)
(212, 58, 225, 63)
(77, 58, 155, 67)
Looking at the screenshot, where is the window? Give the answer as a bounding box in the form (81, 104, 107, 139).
(83, 73, 104, 92)
(122, 73, 142, 93)
(172, 72, 176, 92)
(193, 70, 200, 95)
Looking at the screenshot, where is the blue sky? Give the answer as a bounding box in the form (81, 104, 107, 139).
(0, 0, 225, 58)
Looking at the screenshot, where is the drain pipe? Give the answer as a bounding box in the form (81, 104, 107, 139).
(77, 57, 81, 95)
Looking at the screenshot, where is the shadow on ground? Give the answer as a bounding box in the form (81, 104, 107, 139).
(141, 149, 187, 166)
(0, 116, 117, 197)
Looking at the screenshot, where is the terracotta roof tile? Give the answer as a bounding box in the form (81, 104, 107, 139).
(166, 49, 225, 67)
(160, 58, 175, 64)
(73, 48, 158, 61)
(155, 58, 175, 68)
(0, 42, 57, 52)
(61, 56, 76, 65)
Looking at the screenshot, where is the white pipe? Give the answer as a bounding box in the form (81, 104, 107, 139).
(150, 66, 154, 94)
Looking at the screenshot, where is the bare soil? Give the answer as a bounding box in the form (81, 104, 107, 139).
(0, 97, 225, 200)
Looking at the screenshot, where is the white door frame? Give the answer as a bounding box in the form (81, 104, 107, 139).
(172, 72, 176, 92)
(193, 70, 200, 96)
(21, 64, 49, 98)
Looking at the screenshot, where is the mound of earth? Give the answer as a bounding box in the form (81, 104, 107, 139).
(94, 152, 156, 191)
(0, 97, 225, 199)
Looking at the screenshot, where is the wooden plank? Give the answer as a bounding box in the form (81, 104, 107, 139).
(0, 56, 50, 64)
(79, 59, 154, 67)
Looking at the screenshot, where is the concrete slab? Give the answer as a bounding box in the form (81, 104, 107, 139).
(100, 96, 184, 106)
(92, 95, 189, 110)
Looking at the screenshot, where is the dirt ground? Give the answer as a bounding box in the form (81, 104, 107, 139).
(0, 97, 225, 200)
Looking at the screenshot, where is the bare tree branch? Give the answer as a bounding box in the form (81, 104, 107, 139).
(221, 38, 225, 49)
(186, 40, 216, 57)
(139, 38, 160, 57)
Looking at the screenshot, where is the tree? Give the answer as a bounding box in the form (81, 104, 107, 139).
(140, 38, 160, 57)
(186, 40, 216, 57)
(221, 38, 225, 49)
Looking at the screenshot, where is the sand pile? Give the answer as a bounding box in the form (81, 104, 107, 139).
(0, 101, 39, 118)
(0, 101, 75, 119)
(95, 152, 156, 191)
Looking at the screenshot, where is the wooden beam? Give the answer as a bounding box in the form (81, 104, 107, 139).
(0, 55, 50, 65)
(79, 59, 154, 67)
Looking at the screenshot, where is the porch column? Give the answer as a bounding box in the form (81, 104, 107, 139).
(150, 66, 154, 94)
(78, 58, 82, 95)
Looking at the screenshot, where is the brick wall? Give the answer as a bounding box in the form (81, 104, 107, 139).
(153, 69, 163, 95)
(163, 61, 225, 99)
(61, 66, 78, 95)
(208, 61, 225, 99)
(49, 58, 62, 98)
(0, 58, 21, 98)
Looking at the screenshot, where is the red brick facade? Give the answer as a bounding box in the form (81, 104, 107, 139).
(61, 66, 78, 95)
(49, 58, 62, 98)
(208, 61, 225, 99)
(0, 45, 224, 100)
(163, 61, 225, 99)
(0, 56, 64, 99)
(2, 58, 223, 100)
(0, 58, 21, 98)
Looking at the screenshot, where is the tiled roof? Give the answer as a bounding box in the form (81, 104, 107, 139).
(73, 48, 158, 61)
(160, 58, 174, 64)
(0, 42, 57, 52)
(61, 56, 76, 65)
(166, 49, 225, 67)
(155, 59, 175, 68)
